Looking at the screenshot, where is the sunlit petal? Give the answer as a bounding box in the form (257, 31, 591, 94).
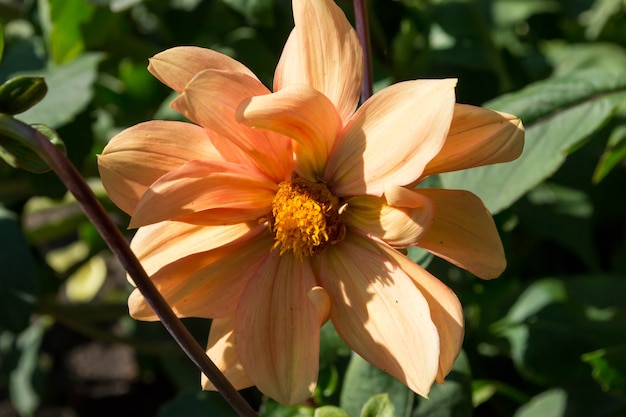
(235, 252, 320, 405)
(130, 160, 277, 228)
(172, 69, 293, 182)
(237, 85, 342, 181)
(202, 317, 254, 391)
(130, 221, 255, 276)
(417, 188, 506, 279)
(128, 228, 271, 320)
(423, 104, 525, 176)
(148, 46, 257, 93)
(98, 121, 222, 214)
(274, 0, 362, 123)
(380, 244, 464, 383)
(345, 186, 435, 247)
(326, 79, 457, 196)
(317, 235, 440, 397)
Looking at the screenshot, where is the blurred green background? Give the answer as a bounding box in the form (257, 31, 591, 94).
(1, 0, 626, 416)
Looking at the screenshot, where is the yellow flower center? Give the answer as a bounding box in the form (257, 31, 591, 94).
(270, 178, 345, 259)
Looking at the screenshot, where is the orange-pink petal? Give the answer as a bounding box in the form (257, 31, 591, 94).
(380, 244, 464, 383)
(345, 186, 435, 247)
(128, 228, 271, 320)
(317, 235, 440, 397)
(416, 188, 506, 279)
(422, 104, 524, 177)
(326, 79, 457, 197)
(129, 160, 277, 228)
(235, 252, 321, 405)
(148, 46, 258, 94)
(237, 85, 341, 181)
(274, 0, 362, 123)
(172, 69, 293, 182)
(130, 221, 256, 276)
(97, 120, 223, 214)
(202, 317, 254, 391)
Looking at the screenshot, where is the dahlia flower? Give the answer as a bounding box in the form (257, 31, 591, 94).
(98, 0, 523, 405)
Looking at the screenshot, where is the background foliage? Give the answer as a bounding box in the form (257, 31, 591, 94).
(1, 0, 626, 416)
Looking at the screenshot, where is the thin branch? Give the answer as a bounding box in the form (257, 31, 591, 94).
(353, 0, 373, 101)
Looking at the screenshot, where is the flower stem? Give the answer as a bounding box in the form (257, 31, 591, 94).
(353, 0, 373, 101)
(1, 115, 258, 417)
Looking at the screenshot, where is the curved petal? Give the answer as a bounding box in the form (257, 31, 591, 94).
(416, 188, 506, 279)
(317, 234, 440, 397)
(148, 46, 257, 94)
(325, 79, 457, 197)
(422, 104, 525, 177)
(237, 85, 341, 181)
(345, 186, 435, 247)
(274, 0, 362, 123)
(235, 252, 321, 405)
(379, 244, 464, 383)
(128, 228, 272, 320)
(172, 69, 293, 182)
(98, 121, 223, 214)
(202, 317, 254, 391)
(130, 160, 277, 228)
(130, 221, 256, 276)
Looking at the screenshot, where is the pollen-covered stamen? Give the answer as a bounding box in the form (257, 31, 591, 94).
(270, 178, 345, 258)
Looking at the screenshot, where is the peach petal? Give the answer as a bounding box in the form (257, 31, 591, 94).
(172, 69, 293, 182)
(380, 244, 464, 383)
(202, 317, 254, 391)
(345, 186, 435, 247)
(97, 121, 222, 214)
(326, 79, 457, 197)
(317, 235, 440, 397)
(422, 104, 525, 176)
(237, 85, 341, 181)
(416, 188, 506, 279)
(274, 0, 362, 123)
(235, 252, 320, 405)
(129, 160, 277, 228)
(148, 46, 257, 93)
(128, 228, 271, 320)
(130, 221, 255, 276)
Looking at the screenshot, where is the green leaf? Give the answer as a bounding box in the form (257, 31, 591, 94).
(340, 354, 414, 417)
(441, 67, 626, 213)
(314, 406, 351, 417)
(412, 351, 473, 417)
(361, 394, 395, 417)
(0, 207, 38, 333)
(513, 389, 567, 417)
(593, 118, 626, 183)
(158, 390, 239, 417)
(15, 52, 104, 128)
(583, 345, 626, 395)
(40, 0, 96, 64)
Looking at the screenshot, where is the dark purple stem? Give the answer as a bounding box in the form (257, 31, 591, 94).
(2, 115, 258, 417)
(353, 0, 373, 101)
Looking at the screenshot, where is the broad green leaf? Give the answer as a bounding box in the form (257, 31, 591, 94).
(158, 390, 239, 417)
(412, 351, 473, 417)
(441, 68, 626, 213)
(0, 207, 38, 333)
(340, 354, 414, 417)
(64, 254, 107, 303)
(593, 119, 626, 183)
(583, 345, 626, 395)
(40, 0, 96, 64)
(16, 53, 104, 128)
(361, 394, 394, 417)
(491, 0, 560, 27)
(9, 318, 50, 417)
(314, 406, 351, 417)
(513, 389, 567, 417)
(583, 0, 623, 39)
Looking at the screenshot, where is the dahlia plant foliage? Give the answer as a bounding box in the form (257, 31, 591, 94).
(97, 0, 523, 406)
